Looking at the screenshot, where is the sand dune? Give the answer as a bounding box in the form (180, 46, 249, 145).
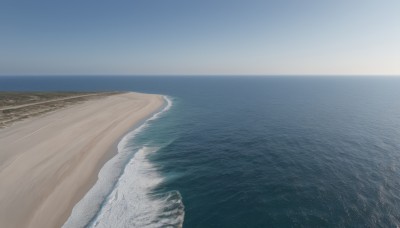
(0, 92, 164, 228)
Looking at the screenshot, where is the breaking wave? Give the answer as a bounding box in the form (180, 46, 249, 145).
(63, 96, 183, 228)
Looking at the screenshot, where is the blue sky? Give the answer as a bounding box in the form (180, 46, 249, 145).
(0, 0, 399, 75)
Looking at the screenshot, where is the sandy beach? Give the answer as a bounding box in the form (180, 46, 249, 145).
(0, 92, 164, 228)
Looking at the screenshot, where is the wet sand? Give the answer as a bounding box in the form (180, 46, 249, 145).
(0, 92, 164, 228)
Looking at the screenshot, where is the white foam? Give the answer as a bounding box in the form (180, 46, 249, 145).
(149, 95, 172, 121)
(90, 147, 184, 228)
(63, 96, 183, 228)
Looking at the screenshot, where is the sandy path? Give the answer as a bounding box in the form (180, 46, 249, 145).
(0, 93, 104, 111)
(0, 92, 164, 228)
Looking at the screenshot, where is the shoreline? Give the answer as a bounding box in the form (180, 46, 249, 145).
(64, 95, 172, 227)
(0, 92, 165, 228)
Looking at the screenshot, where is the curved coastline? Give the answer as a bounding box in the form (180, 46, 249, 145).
(63, 95, 172, 228)
(0, 92, 165, 228)
(82, 95, 184, 228)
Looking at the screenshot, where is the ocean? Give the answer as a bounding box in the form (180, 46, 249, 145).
(2, 76, 400, 227)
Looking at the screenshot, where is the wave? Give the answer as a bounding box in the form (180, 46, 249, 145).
(63, 96, 184, 228)
(91, 147, 184, 228)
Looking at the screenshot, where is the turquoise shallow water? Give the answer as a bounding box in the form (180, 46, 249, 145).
(2, 76, 400, 227)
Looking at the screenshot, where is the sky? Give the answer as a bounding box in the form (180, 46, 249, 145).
(0, 0, 399, 75)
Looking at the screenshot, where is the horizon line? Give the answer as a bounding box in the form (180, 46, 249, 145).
(1, 74, 400, 77)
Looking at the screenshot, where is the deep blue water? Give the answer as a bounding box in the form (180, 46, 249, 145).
(2, 76, 400, 227)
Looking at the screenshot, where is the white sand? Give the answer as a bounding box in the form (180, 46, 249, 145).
(0, 92, 164, 228)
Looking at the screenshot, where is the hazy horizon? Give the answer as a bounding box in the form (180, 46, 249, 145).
(1, 0, 399, 75)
